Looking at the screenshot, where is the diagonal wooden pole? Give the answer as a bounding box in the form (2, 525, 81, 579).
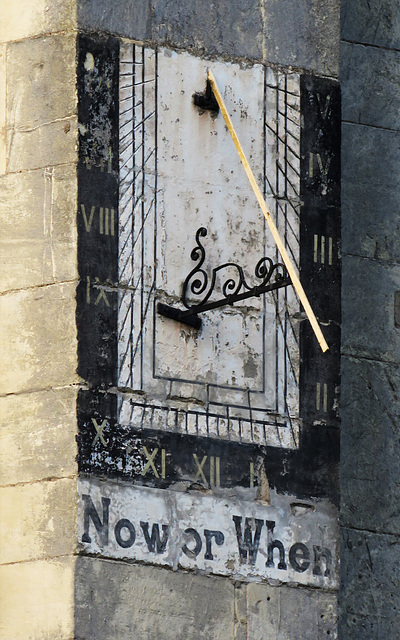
(207, 69, 329, 353)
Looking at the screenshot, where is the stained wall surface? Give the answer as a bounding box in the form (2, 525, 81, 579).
(339, 1, 400, 637)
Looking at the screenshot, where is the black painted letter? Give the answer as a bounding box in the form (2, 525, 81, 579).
(204, 529, 225, 560)
(115, 518, 136, 548)
(140, 522, 169, 554)
(81, 494, 110, 546)
(182, 528, 202, 558)
(232, 516, 264, 565)
(313, 545, 332, 577)
(289, 542, 311, 573)
(266, 539, 287, 570)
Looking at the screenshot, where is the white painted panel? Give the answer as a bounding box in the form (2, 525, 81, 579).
(78, 477, 338, 589)
(118, 46, 301, 448)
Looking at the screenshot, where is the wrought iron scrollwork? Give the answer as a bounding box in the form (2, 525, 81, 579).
(182, 227, 209, 308)
(157, 226, 292, 329)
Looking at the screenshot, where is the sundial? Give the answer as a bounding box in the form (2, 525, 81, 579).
(118, 47, 302, 451)
(76, 35, 341, 585)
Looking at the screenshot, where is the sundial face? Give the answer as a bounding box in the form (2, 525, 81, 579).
(118, 45, 301, 450)
(76, 35, 341, 587)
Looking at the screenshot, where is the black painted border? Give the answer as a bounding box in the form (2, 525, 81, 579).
(76, 39, 341, 506)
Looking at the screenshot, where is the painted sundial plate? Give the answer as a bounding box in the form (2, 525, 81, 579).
(118, 45, 301, 448)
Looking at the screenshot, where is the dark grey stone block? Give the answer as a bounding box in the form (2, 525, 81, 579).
(248, 583, 337, 639)
(341, 42, 400, 130)
(74, 556, 234, 639)
(339, 613, 380, 640)
(77, 0, 151, 41)
(263, 0, 339, 76)
(342, 255, 400, 363)
(151, 0, 263, 60)
(342, 123, 400, 195)
(78, 0, 340, 73)
(339, 528, 400, 639)
(341, 357, 400, 532)
(341, 0, 400, 50)
(341, 181, 400, 264)
(341, 123, 400, 263)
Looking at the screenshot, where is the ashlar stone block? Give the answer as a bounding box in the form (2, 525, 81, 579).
(152, 0, 263, 60)
(341, 0, 400, 50)
(341, 42, 400, 131)
(0, 558, 75, 640)
(0, 478, 77, 565)
(74, 557, 235, 640)
(6, 34, 76, 131)
(247, 582, 337, 639)
(0, 0, 76, 44)
(0, 164, 77, 292)
(0, 282, 78, 395)
(341, 124, 400, 263)
(342, 255, 400, 363)
(0, 44, 5, 175)
(340, 528, 400, 640)
(0, 387, 78, 486)
(5, 34, 77, 172)
(77, 0, 151, 42)
(341, 357, 400, 533)
(263, 0, 340, 76)
(7, 115, 77, 173)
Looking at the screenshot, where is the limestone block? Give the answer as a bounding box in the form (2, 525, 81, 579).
(341, 357, 400, 533)
(77, 0, 151, 42)
(341, 42, 400, 130)
(6, 35, 76, 132)
(0, 387, 77, 486)
(152, 0, 262, 60)
(7, 116, 77, 173)
(342, 255, 400, 363)
(340, 528, 400, 639)
(5, 34, 77, 171)
(0, 478, 77, 564)
(0, 557, 75, 640)
(247, 582, 337, 639)
(341, 124, 400, 263)
(341, 0, 400, 50)
(74, 556, 234, 640)
(0, 165, 77, 292)
(0, 0, 76, 44)
(0, 282, 78, 395)
(263, 0, 339, 76)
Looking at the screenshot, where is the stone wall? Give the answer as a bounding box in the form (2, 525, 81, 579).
(73, 1, 341, 635)
(0, 5, 79, 638)
(339, 1, 400, 637)
(0, 1, 343, 638)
